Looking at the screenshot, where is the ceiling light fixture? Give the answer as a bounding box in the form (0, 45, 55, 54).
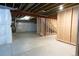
(59, 5, 64, 11)
(20, 16, 31, 20)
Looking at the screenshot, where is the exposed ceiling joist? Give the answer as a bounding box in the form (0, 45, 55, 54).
(36, 3, 57, 13)
(0, 3, 78, 19)
(19, 3, 23, 9)
(35, 4, 63, 15)
(28, 3, 40, 12)
(33, 3, 49, 12)
(43, 3, 61, 11)
(36, 4, 59, 14)
(19, 3, 25, 10)
(46, 4, 64, 12)
(42, 4, 64, 15)
(37, 4, 61, 15)
(23, 3, 34, 11)
(47, 3, 79, 16)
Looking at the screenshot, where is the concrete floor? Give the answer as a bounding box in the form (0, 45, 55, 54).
(0, 32, 76, 56)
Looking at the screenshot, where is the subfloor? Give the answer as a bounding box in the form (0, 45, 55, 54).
(0, 32, 76, 56)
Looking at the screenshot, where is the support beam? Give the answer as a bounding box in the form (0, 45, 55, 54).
(11, 10, 57, 19)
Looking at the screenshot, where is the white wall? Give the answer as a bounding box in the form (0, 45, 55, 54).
(16, 22, 37, 32)
(0, 8, 12, 45)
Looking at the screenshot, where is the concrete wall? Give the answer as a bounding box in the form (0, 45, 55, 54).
(16, 22, 37, 32)
(0, 8, 12, 45)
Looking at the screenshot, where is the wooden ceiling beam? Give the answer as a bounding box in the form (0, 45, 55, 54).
(35, 4, 52, 13)
(47, 3, 78, 16)
(47, 4, 79, 17)
(19, 3, 23, 9)
(36, 4, 60, 14)
(23, 3, 34, 11)
(43, 3, 61, 11)
(36, 4, 63, 15)
(42, 4, 64, 15)
(11, 10, 56, 19)
(28, 3, 40, 12)
(33, 3, 49, 12)
(12, 10, 47, 17)
(46, 4, 63, 12)
(18, 3, 26, 10)
(31, 3, 45, 12)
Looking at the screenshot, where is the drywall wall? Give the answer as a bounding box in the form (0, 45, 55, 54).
(0, 8, 12, 45)
(16, 22, 37, 32)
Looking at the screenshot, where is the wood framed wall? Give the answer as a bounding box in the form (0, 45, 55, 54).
(37, 17, 46, 36)
(37, 17, 57, 36)
(37, 17, 41, 34)
(40, 18, 46, 36)
(48, 18, 57, 34)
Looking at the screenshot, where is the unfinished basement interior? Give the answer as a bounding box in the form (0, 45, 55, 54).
(0, 3, 79, 56)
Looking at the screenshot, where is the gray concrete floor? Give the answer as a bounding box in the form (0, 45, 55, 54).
(0, 32, 76, 56)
